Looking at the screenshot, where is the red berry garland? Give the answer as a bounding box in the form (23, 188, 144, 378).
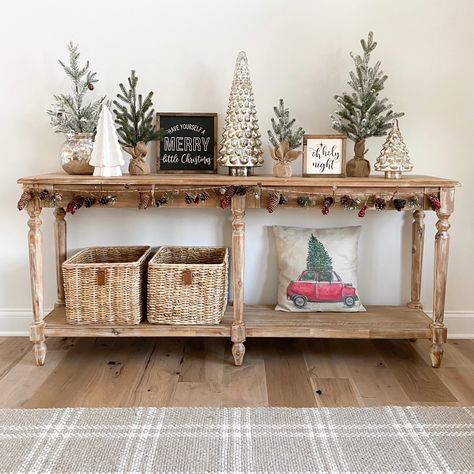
(358, 204, 368, 218)
(428, 195, 441, 211)
(220, 196, 231, 209)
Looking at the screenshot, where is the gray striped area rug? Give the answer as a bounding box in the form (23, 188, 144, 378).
(0, 406, 473, 473)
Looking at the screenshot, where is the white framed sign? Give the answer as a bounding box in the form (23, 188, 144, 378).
(302, 134, 347, 177)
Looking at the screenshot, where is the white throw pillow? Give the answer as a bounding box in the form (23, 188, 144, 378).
(272, 225, 364, 312)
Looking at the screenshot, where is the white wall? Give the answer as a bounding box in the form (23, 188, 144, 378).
(1, 0, 473, 335)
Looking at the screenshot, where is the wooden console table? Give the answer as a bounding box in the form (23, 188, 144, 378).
(17, 174, 458, 368)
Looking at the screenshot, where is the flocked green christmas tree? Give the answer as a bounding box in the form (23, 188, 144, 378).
(331, 32, 404, 177)
(268, 99, 305, 149)
(307, 234, 332, 272)
(267, 99, 305, 177)
(47, 42, 105, 134)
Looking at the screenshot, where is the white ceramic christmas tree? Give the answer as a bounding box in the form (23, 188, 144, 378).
(218, 51, 263, 176)
(90, 105, 124, 176)
(374, 119, 413, 179)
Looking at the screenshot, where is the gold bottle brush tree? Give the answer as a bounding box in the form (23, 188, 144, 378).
(331, 32, 404, 177)
(218, 51, 264, 176)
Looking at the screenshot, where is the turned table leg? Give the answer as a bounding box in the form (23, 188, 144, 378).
(54, 207, 67, 306)
(27, 197, 46, 366)
(408, 210, 425, 310)
(231, 193, 246, 366)
(430, 188, 454, 368)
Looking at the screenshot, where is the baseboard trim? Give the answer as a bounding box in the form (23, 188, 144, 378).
(1, 308, 473, 338)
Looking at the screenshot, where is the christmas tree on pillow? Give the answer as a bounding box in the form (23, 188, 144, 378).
(286, 234, 358, 309)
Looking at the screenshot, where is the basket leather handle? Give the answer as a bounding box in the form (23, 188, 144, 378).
(97, 269, 106, 286)
(182, 269, 193, 285)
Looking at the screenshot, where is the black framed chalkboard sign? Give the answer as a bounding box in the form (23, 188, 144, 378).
(156, 113, 218, 173)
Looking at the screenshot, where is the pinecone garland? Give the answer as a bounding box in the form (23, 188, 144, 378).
(220, 196, 231, 209)
(39, 190, 50, 201)
(224, 185, 237, 198)
(198, 191, 210, 203)
(235, 185, 247, 196)
(374, 197, 386, 211)
(66, 196, 85, 214)
(155, 196, 168, 207)
(428, 195, 441, 211)
(184, 193, 195, 204)
(393, 198, 406, 211)
(84, 196, 96, 208)
(267, 192, 281, 213)
(358, 204, 368, 217)
(321, 196, 334, 215)
(279, 194, 289, 205)
(138, 192, 150, 210)
(17, 190, 33, 211)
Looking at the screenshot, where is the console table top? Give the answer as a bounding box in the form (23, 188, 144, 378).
(18, 173, 459, 188)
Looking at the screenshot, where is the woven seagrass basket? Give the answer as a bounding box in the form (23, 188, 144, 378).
(147, 246, 228, 325)
(63, 246, 151, 325)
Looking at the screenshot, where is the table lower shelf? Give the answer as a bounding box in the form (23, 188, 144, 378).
(43, 305, 434, 339)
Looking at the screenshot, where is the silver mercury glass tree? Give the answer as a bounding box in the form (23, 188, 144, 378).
(218, 51, 264, 176)
(374, 119, 413, 178)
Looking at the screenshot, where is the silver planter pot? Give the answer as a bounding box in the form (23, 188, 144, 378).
(59, 133, 95, 175)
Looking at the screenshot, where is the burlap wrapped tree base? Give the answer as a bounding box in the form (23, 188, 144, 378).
(123, 141, 150, 175)
(346, 139, 370, 177)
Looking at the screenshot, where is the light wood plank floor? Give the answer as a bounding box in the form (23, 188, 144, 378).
(0, 337, 473, 408)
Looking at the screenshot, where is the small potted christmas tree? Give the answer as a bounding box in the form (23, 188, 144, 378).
(267, 99, 305, 178)
(113, 71, 165, 175)
(331, 32, 404, 177)
(47, 42, 105, 174)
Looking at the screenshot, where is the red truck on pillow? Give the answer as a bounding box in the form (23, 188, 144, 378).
(287, 270, 358, 308)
